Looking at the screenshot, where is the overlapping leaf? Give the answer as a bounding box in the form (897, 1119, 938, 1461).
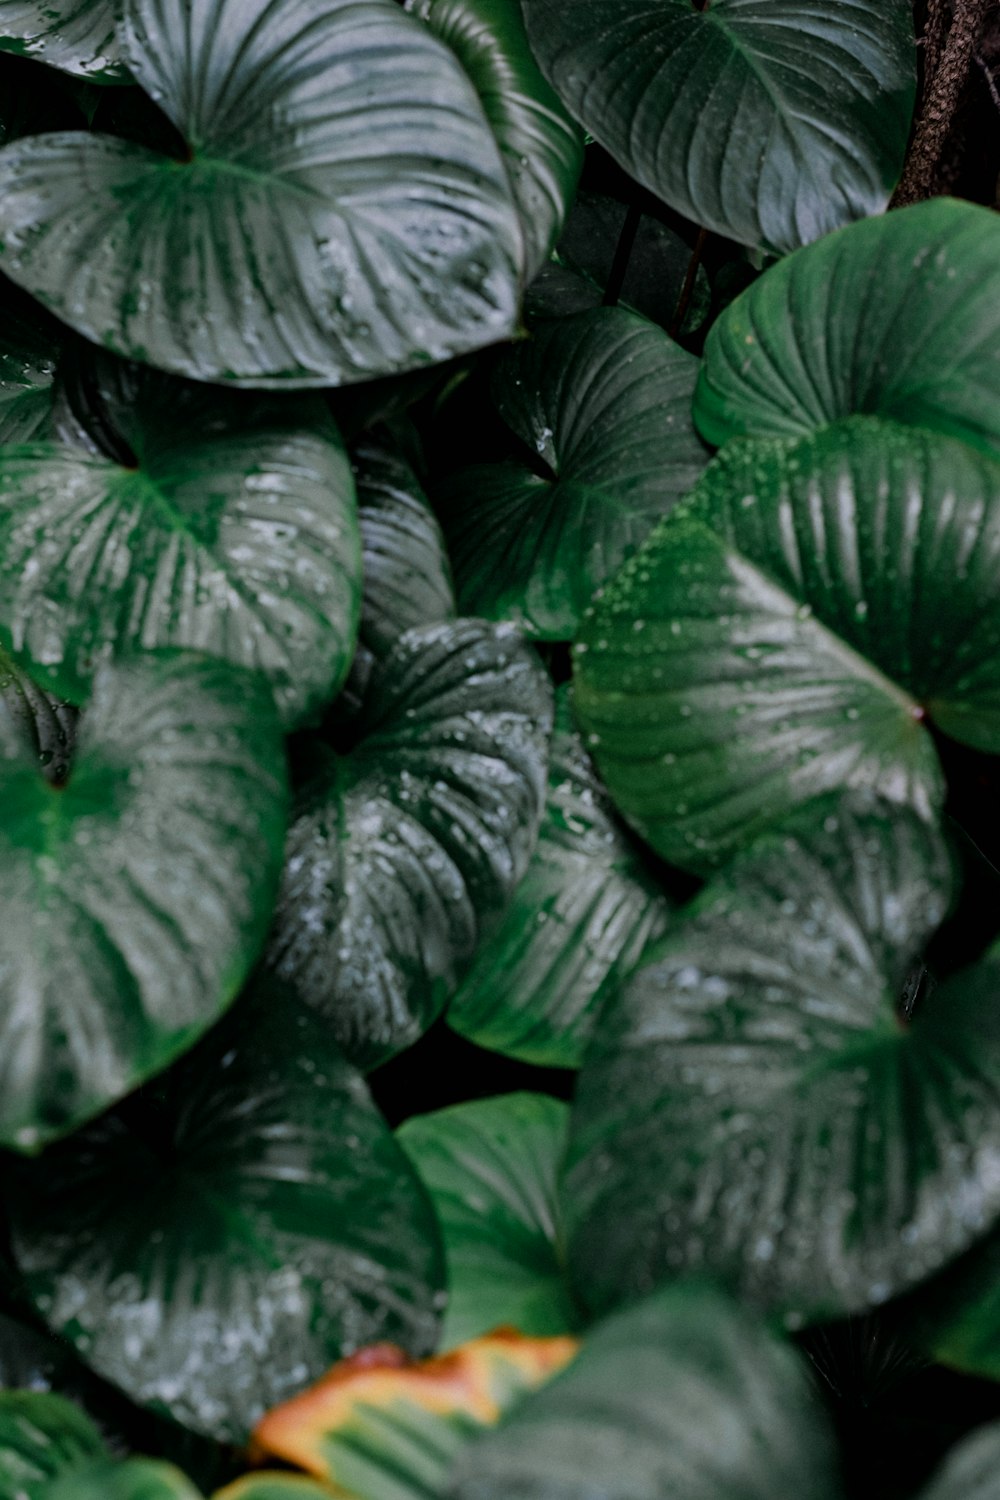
(447, 690, 671, 1066)
(0, 0, 523, 386)
(573, 417, 1000, 870)
(0, 354, 361, 726)
(398, 1094, 577, 1347)
(449, 1284, 840, 1500)
(435, 307, 706, 639)
(251, 1331, 578, 1500)
(5, 985, 445, 1442)
(695, 198, 1000, 453)
(406, 0, 583, 280)
(521, 0, 914, 254)
(559, 795, 1000, 1328)
(0, 651, 287, 1152)
(266, 618, 552, 1070)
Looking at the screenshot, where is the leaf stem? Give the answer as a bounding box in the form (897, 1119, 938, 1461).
(603, 201, 643, 308)
(669, 225, 709, 340)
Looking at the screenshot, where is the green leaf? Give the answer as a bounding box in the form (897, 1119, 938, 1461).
(0, 352, 361, 728)
(917, 1424, 1000, 1500)
(337, 440, 455, 716)
(448, 1284, 841, 1500)
(6, 984, 445, 1443)
(0, 0, 522, 387)
(0, 650, 287, 1152)
(0, 1, 125, 82)
(0, 642, 74, 780)
(558, 794, 1000, 1329)
(435, 308, 707, 639)
(571, 416, 1000, 871)
(214, 1481, 332, 1500)
(521, 0, 914, 255)
(0, 285, 62, 444)
(252, 1331, 578, 1500)
(398, 1094, 577, 1347)
(447, 688, 671, 1067)
(0, 1391, 205, 1500)
(695, 198, 1000, 455)
(405, 0, 583, 280)
(266, 619, 553, 1070)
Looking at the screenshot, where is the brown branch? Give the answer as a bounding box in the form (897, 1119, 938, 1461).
(893, 0, 996, 206)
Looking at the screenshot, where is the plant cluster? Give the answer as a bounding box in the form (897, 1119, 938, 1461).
(2, 1, 1000, 1498)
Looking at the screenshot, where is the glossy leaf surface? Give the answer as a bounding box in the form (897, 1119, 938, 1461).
(253, 1332, 578, 1500)
(398, 1094, 576, 1347)
(447, 690, 671, 1067)
(436, 308, 706, 639)
(559, 796, 1000, 1327)
(0, 651, 287, 1152)
(0, 357, 361, 726)
(449, 1284, 840, 1500)
(0, 0, 522, 386)
(521, 0, 914, 254)
(572, 417, 1000, 870)
(338, 441, 455, 716)
(6, 987, 445, 1443)
(267, 619, 552, 1070)
(696, 199, 1000, 454)
(0, 1, 125, 82)
(407, 0, 583, 280)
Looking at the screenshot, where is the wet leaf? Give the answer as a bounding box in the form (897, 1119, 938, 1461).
(447, 689, 671, 1067)
(0, 352, 361, 728)
(521, 0, 914, 254)
(560, 795, 1000, 1328)
(0, 0, 522, 386)
(917, 1424, 1000, 1500)
(435, 308, 707, 639)
(266, 619, 552, 1070)
(0, 1, 125, 81)
(406, 0, 583, 280)
(5, 984, 445, 1443)
(0, 651, 287, 1152)
(398, 1094, 578, 1347)
(696, 199, 1000, 455)
(572, 418, 1000, 870)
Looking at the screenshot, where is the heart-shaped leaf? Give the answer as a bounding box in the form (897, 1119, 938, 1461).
(447, 689, 671, 1067)
(917, 1425, 1000, 1500)
(695, 198, 1000, 454)
(398, 1094, 577, 1347)
(435, 308, 707, 639)
(558, 794, 1000, 1329)
(266, 619, 552, 1070)
(521, 0, 914, 254)
(0, 0, 522, 387)
(0, 650, 287, 1152)
(5, 984, 445, 1442)
(0, 1392, 202, 1500)
(0, 352, 361, 727)
(252, 1331, 578, 1500)
(0, 1, 125, 82)
(405, 0, 583, 281)
(572, 416, 1000, 870)
(448, 1284, 840, 1500)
